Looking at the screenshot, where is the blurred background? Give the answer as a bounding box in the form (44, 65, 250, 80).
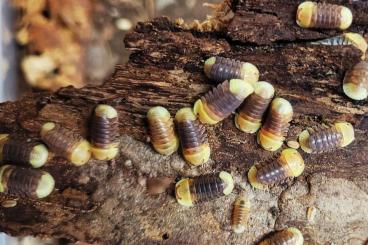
(0, 0, 219, 244)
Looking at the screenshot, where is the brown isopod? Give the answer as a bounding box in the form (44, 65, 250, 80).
(298, 121, 354, 153)
(147, 106, 179, 156)
(248, 148, 304, 190)
(204, 56, 259, 85)
(175, 171, 234, 207)
(259, 227, 304, 245)
(235, 81, 275, 133)
(193, 79, 254, 125)
(40, 122, 91, 166)
(175, 108, 210, 166)
(90, 104, 120, 160)
(0, 165, 55, 199)
(257, 98, 293, 151)
(0, 134, 49, 168)
(231, 195, 251, 234)
(296, 2, 353, 30)
(343, 61, 368, 101)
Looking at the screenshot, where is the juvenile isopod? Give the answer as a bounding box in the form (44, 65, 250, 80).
(257, 98, 293, 151)
(0, 165, 55, 199)
(259, 227, 304, 245)
(343, 61, 368, 100)
(235, 81, 275, 133)
(248, 148, 304, 190)
(0, 134, 49, 168)
(193, 79, 254, 125)
(204, 56, 259, 85)
(147, 106, 179, 156)
(90, 104, 120, 160)
(231, 195, 251, 234)
(175, 108, 210, 166)
(40, 122, 91, 166)
(296, 1, 353, 30)
(175, 171, 234, 207)
(310, 33, 367, 60)
(298, 121, 354, 153)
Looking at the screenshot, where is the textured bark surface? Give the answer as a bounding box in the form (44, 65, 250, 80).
(1, 1, 368, 244)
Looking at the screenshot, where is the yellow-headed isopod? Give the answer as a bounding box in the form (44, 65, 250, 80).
(175, 171, 234, 207)
(0, 134, 48, 168)
(257, 98, 293, 151)
(40, 122, 91, 166)
(147, 106, 179, 156)
(231, 195, 250, 234)
(193, 79, 254, 125)
(343, 61, 368, 100)
(298, 121, 354, 153)
(0, 165, 55, 199)
(90, 104, 120, 160)
(248, 148, 304, 190)
(296, 1, 353, 30)
(175, 108, 210, 166)
(259, 227, 304, 245)
(235, 81, 275, 133)
(204, 56, 259, 85)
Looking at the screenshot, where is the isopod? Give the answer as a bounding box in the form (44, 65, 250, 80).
(235, 81, 275, 133)
(298, 121, 354, 153)
(257, 98, 293, 151)
(193, 79, 254, 125)
(0, 134, 48, 168)
(248, 148, 304, 190)
(175, 171, 234, 207)
(310, 33, 367, 60)
(147, 106, 179, 156)
(175, 108, 210, 166)
(204, 56, 259, 85)
(40, 122, 91, 166)
(259, 227, 304, 245)
(90, 104, 120, 160)
(0, 165, 55, 199)
(343, 61, 368, 100)
(231, 195, 250, 234)
(296, 1, 353, 30)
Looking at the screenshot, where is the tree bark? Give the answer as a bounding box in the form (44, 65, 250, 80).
(1, 1, 368, 244)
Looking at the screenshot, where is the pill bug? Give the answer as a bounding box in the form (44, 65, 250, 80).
(296, 1, 353, 30)
(310, 33, 367, 60)
(343, 61, 368, 100)
(248, 148, 304, 190)
(259, 227, 304, 245)
(298, 121, 354, 153)
(175, 108, 210, 166)
(257, 98, 293, 151)
(40, 122, 91, 166)
(0, 165, 55, 199)
(0, 134, 48, 168)
(90, 104, 120, 160)
(193, 79, 254, 125)
(204, 56, 259, 85)
(235, 81, 275, 133)
(147, 106, 179, 156)
(231, 195, 251, 234)
(175, 171, 234, 207)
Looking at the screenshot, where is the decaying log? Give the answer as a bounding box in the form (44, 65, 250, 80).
(1, 1, 368, 244)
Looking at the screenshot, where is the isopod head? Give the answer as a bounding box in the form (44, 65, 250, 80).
(41, 122, 91, 166)
(344, 33, 368, 60)
(288, 227, 304, 245)
(147, 106, 179, 156)
(29, 144, 49, 168)
(257, 98, 293, 151)
(235, 81, 275, 133)
(193, 79, 254, 124)
(296, 1, 352, 30)
(91, 105, 120, 160)
(204, 57, 259, 86)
